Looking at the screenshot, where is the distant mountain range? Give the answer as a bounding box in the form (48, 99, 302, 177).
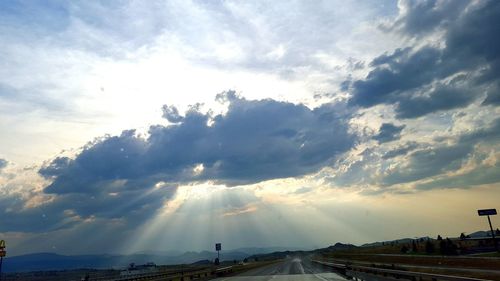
(1, 247, 304, 273)
(247, 242, 357, 261)
(361, 237, 430, 247)
(359, 229, 498, 248)
(468, 230, 497, 238)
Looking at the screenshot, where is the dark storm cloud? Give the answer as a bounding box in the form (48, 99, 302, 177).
(482, 83, 500, 106)
(40, 129, 150, 194)
(394, 77, 476, 118)
(347, 0, 500, 118)
(382, 117, 500, 186)
(332, 117, 500, 189)
(161, 105, 184, 123)
(388, 0, 470, 36)
(382, 142, 419, 159)
(8, 93, 357, 233)
(0, 158, 7, 171)
(457, 117, 500, 144)
(0, 192, 71, 232)
(41, 93, 356, 194)
(0, 130, 176, 232)
(382, 143, 473, 186)
(416, 164, 500, 190)
(0, 183, 176, 233)
(330, 148, 378, 187)
(348, 46, 444, 108)
(372, 123, 405, 143)
(39, 156, 71, 178)
(414, 118, 500, 190)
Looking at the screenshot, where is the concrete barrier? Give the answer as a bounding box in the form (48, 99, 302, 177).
(101, 266, 233, 281)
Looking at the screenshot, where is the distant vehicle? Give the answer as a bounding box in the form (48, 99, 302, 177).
(120, 262, 158, 276)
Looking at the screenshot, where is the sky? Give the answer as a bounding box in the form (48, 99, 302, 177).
(0, 0, 499, 256)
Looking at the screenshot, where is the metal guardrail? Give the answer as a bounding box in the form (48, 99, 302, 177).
(312, 260, 492, 281)
(215, 266, 233, 273)
(313, 260, 347, 269)
(93, 265, 233, 281)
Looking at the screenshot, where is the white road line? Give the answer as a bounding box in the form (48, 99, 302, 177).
(313, 273, 330, 281)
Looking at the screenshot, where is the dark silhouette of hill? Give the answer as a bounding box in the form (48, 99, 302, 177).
(248, 242, 356, 260)
(1, 246, 306, 272)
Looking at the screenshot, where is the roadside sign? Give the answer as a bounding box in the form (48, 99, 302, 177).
(477, 208, 499, 252)
(478, 209, 497, 216)
(0, 239, 5, 258)
(215, 243, 222, 265)
(0, 239, 5, 279)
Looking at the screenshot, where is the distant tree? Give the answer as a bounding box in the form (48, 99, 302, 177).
(447, 238, 458, 255)
(254, 257, 259, 262)
(439, 239, 447, 255)
(425, 240, 435, 254)
(460, 233, 466, 240)
(439, 238, 458, 255)
(400, 245, 409, 253)
(437, 235, 443, 241)
(233, 260, 237, 264)
(412, 241, 418, 252)
(243, 258, 248, 263)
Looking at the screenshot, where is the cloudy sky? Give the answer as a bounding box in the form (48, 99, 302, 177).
(1, 0, 499, 256)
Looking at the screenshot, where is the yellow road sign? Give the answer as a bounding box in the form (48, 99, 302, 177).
(0, 240, 5, 248)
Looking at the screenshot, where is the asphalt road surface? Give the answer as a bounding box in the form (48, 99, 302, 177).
(215, 257, 347, 281)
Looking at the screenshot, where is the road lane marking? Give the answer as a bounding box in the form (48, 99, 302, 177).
(313, 274, 330, 281)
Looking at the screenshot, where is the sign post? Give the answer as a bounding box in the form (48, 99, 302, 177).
(477, 209, 498, 252)
(215, 243, 221, 265)
(0, 239, 6, 281)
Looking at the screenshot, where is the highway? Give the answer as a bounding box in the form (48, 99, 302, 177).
(215, 257, 347, 281)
